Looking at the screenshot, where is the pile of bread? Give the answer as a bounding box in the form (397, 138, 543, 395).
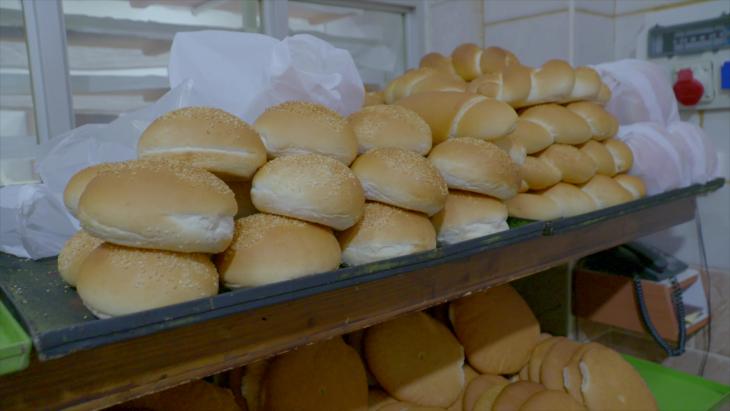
(218, 284, 654, 411)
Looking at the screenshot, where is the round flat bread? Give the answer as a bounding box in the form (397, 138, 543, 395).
(492, 382, 545, 411)
(563, 342, 604, 403)
(448, 365, 483, 411)
(528, 337, 562, 383)
(463, 374, 509, 411)
(540, 339, 581, 390)
(518, 389, 586, 411)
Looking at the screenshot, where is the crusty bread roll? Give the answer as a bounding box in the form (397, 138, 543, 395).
(463, 375, 509, 411)
(563, 342, 603, 404)
(431, 191, 508, 245)
(539, 144, 597, 184)
(365, 311, 465, 408)
(338, 202, 437, 266)
(562, 66, 602, 103)
(614, 174, 646, 199)
(64, 162, 124, 218)
(216, 214, 341, 288)
(396, 92, 518, 143)
(57, 230, 103, 287)
(519, 390, 586, 411)
(480, 46, 520, 73)
(521, 156, 562, 191)
(503, 120, 554, 154)
(251, 154, 365, 230)
(540, 338, 581, 390)
(254, 101, 358, 165)
(77, 159, 237, 253)
(566, 102, 618, 141)
(521, 60, 575, 107)
(467, 65, 532, 107)
(76, 244, 218, 318)
(428, 138, 521, 200)
(492, 382, 545, 411)
(595, 83, 612, 105)
(348, 105, 432, 155)
(520, 104, 592, 145)
(241, 359, 268, 411)
(450, 285, 540, 374)
(261, 337, 368, 411)
(225, 181, 257, 219)
(579, 347, 658, 411)
(385, 68, 466, 104)
(352, 148, 448, 216)
(580, 175, 633, 209)
(492, 134, 527, 165)
(542, 183, 598, 217)
(579, 140, 616, 176)
(420, 52, 459, 77)
(505, 193, 563, 221)
(604, 138, 634, 174)
(364, 91, 385, 107)
(137, 107, 267, 181)
(528, 337, 562, 383)
(120, 379, 241, 411)
(452, 43, 483, 81)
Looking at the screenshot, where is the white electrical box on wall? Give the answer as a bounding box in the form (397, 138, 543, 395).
(657, 51, 730, 111)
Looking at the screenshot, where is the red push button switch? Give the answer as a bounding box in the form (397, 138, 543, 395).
(673, 68, 704, 106)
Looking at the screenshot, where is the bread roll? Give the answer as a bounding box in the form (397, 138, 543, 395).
(348, 105, 432, 155)
(137, 107, 267, 181)
(520, 104, 592, 145)
(452, 43, 483, 81)
(447, 365, 482, 411)
(540, 338, 581, 390)
(428, 138, 521, 200)
(467, 65, 532, 107)
(504, 120, 554, 154)
(614, 174, 646, 199)
(463, 375, 509, 411)
(120, 379, 241, 411)
(365, 311, 465, 407)
(420, 52, 458, 77)
(604, 138, 634, 173)
(595, 83, 612, 105)
(385, 68, 465, 104)
(528, 337, 562, 383)
(225, 181, 257, 219)
(77, 159, 237, 253)
(431, 191, 508, 245)
(76, 244, 218, 318)
(396, 92, 518, 143)
(352, 148, 448, 216)
(261, 337, 368, 411)
(579, 140, 616, 176)
(563, 342, 603, 404)
(521, 156, 561, 190)
(251, 154, 365, 230)
(566, 102, 618, 141)
(492, 382, 545, 411)
(562, 66, 602, 103)
(450, 285, 540, 374)
(519, 390, 586, 411)
(64, 163, 123, 218)
(338, 202, 437, 266)
(542, 183, 598, 217)
(580, 175, 633, 208)
(254, 101, 358, 165)
(216, 214, 340, 288)
(539, 144, 597, 184)
(364, 91, 385, 107)
(57, 230, 103, 287)
(579, 347, 658, 411)
(521, 60, 575, 107)
(505, 194, 563, 221)
(480, 46, 520, 73)
(492, 134, 527, 165)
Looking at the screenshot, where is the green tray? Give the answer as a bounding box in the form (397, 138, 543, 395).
(0, 301, 31, 375)
(625, 355, 730, 411)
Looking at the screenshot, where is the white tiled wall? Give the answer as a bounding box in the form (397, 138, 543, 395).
(427, 0, 483, 56)
(573, 11, 613, 66)
(484, 12, 571, 66)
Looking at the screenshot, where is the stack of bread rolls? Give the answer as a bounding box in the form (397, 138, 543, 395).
(235, 284, 657, 411)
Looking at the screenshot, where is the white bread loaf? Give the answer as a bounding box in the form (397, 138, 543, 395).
(77, 159, 237, 253)
(431, 191, 509, 245)
(251, 153, 365, 230)
(254, 101, 358, 165)
(348, 105, 432, 155)
(428, 138, 521, 200)
(396, 91, 518, 143)
(520, 104, 592, 145)
(76, 244, 218, 318)
(338, 202, 437, 266)
(137, 107, 267, 181)
(566, 102, 619, 141)
(216, 214, 341, 288)
(352, 148, 448, 216)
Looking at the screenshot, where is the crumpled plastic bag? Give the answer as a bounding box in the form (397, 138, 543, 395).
(1, 32, 364, 259)
(593, 59, 680, 126)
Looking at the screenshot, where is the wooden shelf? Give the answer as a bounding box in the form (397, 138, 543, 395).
(0, 179, 723, 411)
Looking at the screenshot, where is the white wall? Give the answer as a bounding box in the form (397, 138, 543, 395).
(427, 0, 484, 56)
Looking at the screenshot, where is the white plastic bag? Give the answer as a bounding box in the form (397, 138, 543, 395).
(617, 122, 684, 195)
(666, 122, 720, 184)
(593, 59, 680, 126)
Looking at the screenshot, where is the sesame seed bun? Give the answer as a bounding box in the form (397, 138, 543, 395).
(431, 190, 508, 245)
(63, 162, 124, 218)
(57, 230, 103, 287)
(348, 105, 432, 155)
(76, 244, 218, 318)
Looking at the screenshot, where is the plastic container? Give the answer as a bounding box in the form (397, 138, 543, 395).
(625, 355, 730, 411)
(0, 301, 31, 375)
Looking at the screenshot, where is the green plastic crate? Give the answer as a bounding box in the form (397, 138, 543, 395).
(0, 301, 31, 375)
(625, 355, 730, 411)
